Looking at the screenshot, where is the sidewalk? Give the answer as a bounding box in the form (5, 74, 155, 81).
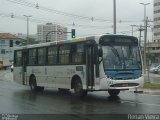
(144, 73, 160, 83)
(130, 87, 160, 95)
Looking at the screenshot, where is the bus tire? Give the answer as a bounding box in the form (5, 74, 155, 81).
(29, 76, 37, 91)
(74, 80, 87, 97)
(108, 89, 120, 96)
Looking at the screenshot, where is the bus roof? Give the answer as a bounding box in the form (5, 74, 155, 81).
(14, 34, 138, 50)
(14, 36, 98, 50)
(100, 34, 138, 39)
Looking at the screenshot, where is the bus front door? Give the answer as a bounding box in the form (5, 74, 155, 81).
(86, 44, 95, 89)
(22, 50, 28, 85)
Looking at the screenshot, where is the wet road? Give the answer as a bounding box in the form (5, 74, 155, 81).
(0, 70, 160, 120)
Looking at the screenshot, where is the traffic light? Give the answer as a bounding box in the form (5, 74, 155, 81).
(71, 29, 76, 38)
(9, 40, 13, 47)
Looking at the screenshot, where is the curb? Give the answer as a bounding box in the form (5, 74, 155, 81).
(130, 88, 160, 94)
(143, 87, 160, 89)
(134, 90, 143, 93)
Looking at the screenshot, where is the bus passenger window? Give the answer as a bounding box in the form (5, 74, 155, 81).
(48, 46, 57, 64)
(15, 51, 22, 66)
(71, 44, 84, 64)
(38, 48, 46, 65)
(29, 49, 37, 65)
(59, 45, 70, 64)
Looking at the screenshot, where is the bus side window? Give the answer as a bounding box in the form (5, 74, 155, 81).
(37, 47, 46, 65)
(48, 46, 57, 64)
(29, 49, 37, 65)
(15, 51, 22, 66)
(59, 45, 70, 64)
(71, 45, 77, 63)
(71, 44, 84, 64)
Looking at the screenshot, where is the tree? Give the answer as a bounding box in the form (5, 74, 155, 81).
(146, 52, 155, 64)
(21, 37, 39, 45)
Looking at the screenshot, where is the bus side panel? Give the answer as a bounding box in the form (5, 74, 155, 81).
(27, 66, 48, 87)
(26, 65, 87, 90)
(47, 66, 56, 88)
(49, 65, 87, 89)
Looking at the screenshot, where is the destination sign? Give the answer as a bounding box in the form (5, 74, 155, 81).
(114, 38, 132, 43)
(99, 35, 138, 46)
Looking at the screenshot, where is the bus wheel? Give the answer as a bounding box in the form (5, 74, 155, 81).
(29, 77, 37, 91)
(108, 89, 120, 96)
(74, 81, 87, 97)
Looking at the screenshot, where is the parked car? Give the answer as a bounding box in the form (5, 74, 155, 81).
(149, 64, 160, 73)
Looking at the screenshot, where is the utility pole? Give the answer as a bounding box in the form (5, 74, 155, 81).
(143, 17, 149, 75)
(23, 15, 32, 45)
(130, 25, 137, 36)
(140, 3, 150, 74)
(138, 25, 144, 47)
(113, 0, 116, 34)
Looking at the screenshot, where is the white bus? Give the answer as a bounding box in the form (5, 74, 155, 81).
(13, 34, 144, 97)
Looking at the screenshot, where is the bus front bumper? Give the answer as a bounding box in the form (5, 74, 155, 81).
(99, 76, 144, 90)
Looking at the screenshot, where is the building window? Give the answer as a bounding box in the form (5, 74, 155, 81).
(154, 9, 160, 14)
(154, 17, 160, 22)
(154, 25, 160, 29)
(1, 49, 5, 54)
(0, 40, 5, 44)
(154, 2, 160, 6)
(154, 32, 160, 36)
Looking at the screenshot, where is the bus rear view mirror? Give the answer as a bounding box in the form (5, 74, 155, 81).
(98, 48, 103, 57)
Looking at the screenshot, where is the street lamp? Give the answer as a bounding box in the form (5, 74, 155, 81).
(140, 3, 150, 24)
(23, 15, 32, 45)
(46, 31, 55, 42)
(139, 3, 150, 74)
(113, 0, 116, 34)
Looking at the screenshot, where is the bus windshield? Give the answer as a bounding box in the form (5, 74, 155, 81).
(102, 45, 141, 70)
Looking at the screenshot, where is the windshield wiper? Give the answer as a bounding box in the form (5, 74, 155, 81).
(109, 45, 121, 63)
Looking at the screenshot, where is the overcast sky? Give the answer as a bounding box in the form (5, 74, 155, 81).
(0, 0, 153, 40)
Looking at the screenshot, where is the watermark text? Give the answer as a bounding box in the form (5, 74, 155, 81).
(128, 114, 160, 120)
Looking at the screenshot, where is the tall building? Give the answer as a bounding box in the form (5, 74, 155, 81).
(143, 0, 160, 63)
(37, 23, 67, 43)
(153, 0, 160, 42)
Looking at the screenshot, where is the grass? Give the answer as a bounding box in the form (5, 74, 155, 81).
(144, 82, 160, 89)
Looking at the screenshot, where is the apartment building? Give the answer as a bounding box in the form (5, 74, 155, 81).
(37, 23, 67, 43)
(145, 0, 160, 63)
(0, 33, 21, 68)
(154, 0, 160, 41)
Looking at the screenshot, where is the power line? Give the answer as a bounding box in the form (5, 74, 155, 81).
(5, 0, 111, 22)
(5, 0, 143, 23)
(0, 12, 146, 33)
(118, 30, 136, 34)
(0, 12, 112, 29)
